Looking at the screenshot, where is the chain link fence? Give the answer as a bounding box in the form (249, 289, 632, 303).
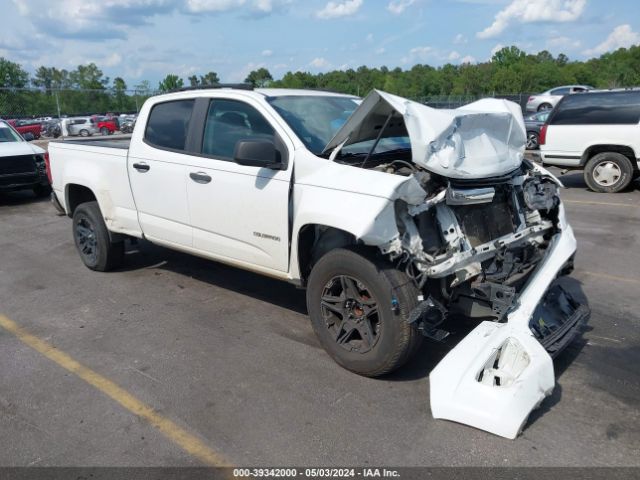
(0, 87, 158, 120)
(417, 93, 532, 112)
(0, 87, 533, 140)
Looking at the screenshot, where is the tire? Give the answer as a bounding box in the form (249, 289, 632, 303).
(584, 152, 634, 193)
(537, 103, 553, 111)
(79, 129, 89, 137)
(526, 131, 539, 150)
(33, 184, 52, 197)
(100, 127, 109, 136)
(72, 201, 124, 271)
(306, 248, 423, 377)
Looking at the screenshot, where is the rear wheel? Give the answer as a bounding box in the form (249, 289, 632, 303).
(79, 129, 90, 137)
(72, 201, 124, 271)
(538, 103, 552, 111)
(306, 248, 423, 377)
(584, 152, 634, 193)
(526, 131, 539, 150)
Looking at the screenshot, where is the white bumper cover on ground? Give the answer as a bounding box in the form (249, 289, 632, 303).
(429, 205, 577, 439)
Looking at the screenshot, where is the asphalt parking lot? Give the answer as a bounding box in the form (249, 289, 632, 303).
(1, 168, 639, 467)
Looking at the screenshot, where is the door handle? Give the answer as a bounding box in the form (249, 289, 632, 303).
(189, 172, 212, 184)
(133, 162, 150, 172)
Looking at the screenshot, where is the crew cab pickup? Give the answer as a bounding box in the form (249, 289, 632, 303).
(540, 89, 640, 193)
(49, 87, 588, 439)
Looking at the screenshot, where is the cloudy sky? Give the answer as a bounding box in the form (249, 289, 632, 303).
(1, 0, 639, 87)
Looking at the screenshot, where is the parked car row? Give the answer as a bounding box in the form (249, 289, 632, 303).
(0, 113, 138, 140)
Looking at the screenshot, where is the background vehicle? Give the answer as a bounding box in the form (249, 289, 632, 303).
(48, 87, 586, 438)
(0, 119, 51, 196)
(524, 110, 550, 149)
(91, 115, 117, 135)
(6, 119, 42, 140)
(526, 85, 592, 112)
(540, 89, 640, 193)
(118, 115, 137, 134)
(42, 119, 62, 138)
(67, 117, 98, 137)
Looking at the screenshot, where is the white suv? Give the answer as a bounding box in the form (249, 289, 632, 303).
(526, 85, 592, 112)
(539, 89, 640, 193)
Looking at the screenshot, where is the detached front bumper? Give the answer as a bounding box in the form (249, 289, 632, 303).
(429, 204, 590, 439)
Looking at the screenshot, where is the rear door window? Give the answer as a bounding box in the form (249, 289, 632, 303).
(550, 92, 640, 125)
(144, 99, 195, 151)
(550, 87, 571, 95)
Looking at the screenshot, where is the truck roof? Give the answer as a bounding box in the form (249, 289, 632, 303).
(147, 87, 358, 103)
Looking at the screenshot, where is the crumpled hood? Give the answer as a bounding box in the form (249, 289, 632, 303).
(323, 90, 527, 179)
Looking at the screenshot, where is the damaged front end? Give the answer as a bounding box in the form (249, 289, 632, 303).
(326, 90, 590, 438)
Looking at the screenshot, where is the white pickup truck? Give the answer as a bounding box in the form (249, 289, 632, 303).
(49, 87, 589, 438)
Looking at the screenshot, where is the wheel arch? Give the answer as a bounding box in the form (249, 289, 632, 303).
(582, 144, 638, 170)
(65, 183, 97, 217)
(293, 223, 395, 287)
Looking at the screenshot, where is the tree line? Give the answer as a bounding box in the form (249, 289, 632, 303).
(1, 45, 639, 117)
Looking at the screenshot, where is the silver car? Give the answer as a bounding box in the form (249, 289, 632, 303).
(67, 117, 98, 137)
(526, 85, 593, 112)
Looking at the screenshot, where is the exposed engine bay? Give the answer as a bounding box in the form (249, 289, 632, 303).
(323, 90, 589, 438)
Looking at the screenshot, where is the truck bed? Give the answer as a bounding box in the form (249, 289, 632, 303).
(51, 137, 131, 150)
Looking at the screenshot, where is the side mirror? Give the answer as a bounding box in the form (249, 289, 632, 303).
(233, 140, 284, 170)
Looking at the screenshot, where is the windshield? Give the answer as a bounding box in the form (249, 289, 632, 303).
(267, 95, 359, 154)
(0, 122, 22, 142)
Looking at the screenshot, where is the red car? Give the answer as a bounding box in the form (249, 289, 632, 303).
(6, 119, 41, 139)
(91, 116, 117, 135)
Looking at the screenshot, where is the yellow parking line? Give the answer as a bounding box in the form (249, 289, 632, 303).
(564, 199, 636, 208)
(578, 270, 640, 286)
(0, 314, 230, 467)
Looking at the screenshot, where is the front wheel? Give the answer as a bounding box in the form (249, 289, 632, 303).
(306, 248, 423, 377)
(526, 131, 539, 150)
(584, 152, 634, 193)
(79, 129, 89, 137)
(72, 201, 124, 271)
(100, 127, 109, 136)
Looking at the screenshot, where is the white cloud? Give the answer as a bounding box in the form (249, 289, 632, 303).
(448, 50, 461, 61)
(375, 47, 385, 55)
(186, 0, 245, 13)
(460, 55, 476, 64)
(546, 36, 581, 49)
(583, 24, 640, 56)
(387, 0, 415, 15)
(477, 0, 586, 39)
(490, 43, 505, 56)
(309, 57, 331, 68)
(453, 33, 467, 45)
(316, 0, 363, 19)
(262, 49, 273, 57)
(103, 52, 123, 67)
(366, 33, 374, 42)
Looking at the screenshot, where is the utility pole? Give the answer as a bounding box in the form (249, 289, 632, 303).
(54, 91, 61, 118)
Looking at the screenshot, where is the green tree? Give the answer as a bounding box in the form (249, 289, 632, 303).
(200, 71, 220, 86)
(245, 68, 273, 87)
(188, 75, 200, 87)
(158, 74, 184, 92)
(70, 63, 108, 90)
(0, 57, 29, 88)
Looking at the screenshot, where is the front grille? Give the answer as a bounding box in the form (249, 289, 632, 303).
(452, 192, 515, 247)
(0, 154, 37, 175)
